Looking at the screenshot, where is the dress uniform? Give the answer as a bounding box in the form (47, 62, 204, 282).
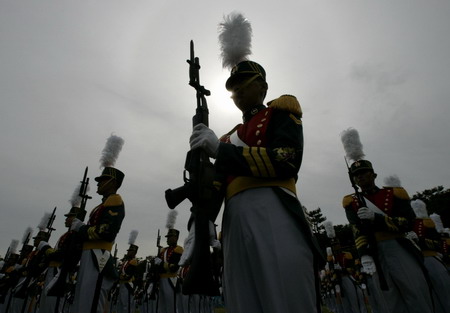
(191, 60, 324, 313)
(115, 244, 139, 313)
(39, 206, 83, 313)
(342, 160, 433, 313)
(70, 166, 125, 313)
(411, 200, 450, 313)
(156, 229, 183, 313)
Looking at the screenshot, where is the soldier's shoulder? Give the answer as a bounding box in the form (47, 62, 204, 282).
(174, 245, 184, 254)
(385, 187, 410, 200)
(342, 194, 356, 208)
(104, 194, 124, 207)
(268, 95, 302, 117)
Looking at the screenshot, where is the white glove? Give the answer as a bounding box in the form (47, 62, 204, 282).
(38, 241, 50, 251)
(153, 257, 162, 265)
(209, 220, 221, 250)
(70, 218, 85, 232)
(326, 247, 333, 257)
(405, 231, 419, 242)
(361, 255, 376, 275)
(334, 263, 342, 270)
(189, 123, 219, 158)
(357, 207, 375, 221)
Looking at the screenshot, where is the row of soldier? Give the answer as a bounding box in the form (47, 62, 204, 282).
(0, 156, 223, 313)
(316, 147, 450, 313)
(1, 11, 450, 313)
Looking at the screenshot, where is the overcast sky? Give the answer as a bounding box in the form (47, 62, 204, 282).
(1, 1, 449, 258)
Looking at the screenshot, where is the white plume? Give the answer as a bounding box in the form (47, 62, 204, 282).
(166, 210, 178, 229)
(128, 230, 139, 245)
(70, 182, 88, 207)
(383, 175, 402, 187)
(9, 239, 19, 255)
(38, 212, 51, 231)
(21, 227, 33, 244)
(410, 199, 428, 218)
(430, 213, 444, 233)
(99, 134, 125, 168)
(340, 128, 365, 162)
(324, 221, 335, 239)
(218, 12, 253, 69)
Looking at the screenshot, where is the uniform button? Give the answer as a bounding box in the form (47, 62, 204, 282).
(257, 124, 263, 128)
(261, 118, 266, 122)
(257, 140, 262, 145)
(255, 130, 260, 136)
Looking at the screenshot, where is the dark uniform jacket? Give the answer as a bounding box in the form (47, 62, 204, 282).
(343, 186, 416, 257)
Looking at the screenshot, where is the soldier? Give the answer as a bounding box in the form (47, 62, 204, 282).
(0, 240, 20, 313)
(69, 134, 125, 313)
(115, 233, 139, 313)
(411, 200, 450, 313)
(154, 229, 183, 313)
(324, 221, 366, 313)
(189, 12, 324, 313)
(39, 206, 83, 313)
(342, 159, 433, 313)
(69, 165, 125, 313)
(10, 229, 51, 313)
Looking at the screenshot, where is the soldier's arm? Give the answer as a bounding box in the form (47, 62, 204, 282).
(343, 195, 371, 257)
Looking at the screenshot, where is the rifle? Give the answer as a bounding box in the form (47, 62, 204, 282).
(156, 229, 162, 256)
(47, 207, 57, 237)
(165, 40, 220, 296)
(78, 166, 92, 222)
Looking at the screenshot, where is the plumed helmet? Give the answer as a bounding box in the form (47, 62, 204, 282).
(95, 167, 125, 187)
(165, 229, 180, 238)
(225, 61, 266, 91)
(127, 244, 139, 253)
(350, 160, 374, 175)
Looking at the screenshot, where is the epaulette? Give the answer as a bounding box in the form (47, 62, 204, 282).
(392, 187, 410, 200)
(104, 194, 123, 207)
(423, 218, 436, 228)
(267, 95, 302, 117)
(174, 246, 184, 254)
(342, 194, 355, 208)
(343, 252, 353, 260)
(129, 259, 138, 266)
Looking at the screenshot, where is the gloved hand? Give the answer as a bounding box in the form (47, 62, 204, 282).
(357, 207, 375, 221)
(153, 257, 162, 266)
(335, 285, 341, 294)
(361, 255, 376, 275)
(334, 263, 342, 270)
(209, 220, 221, 250)
(38, 241, 50, 251)
(189, 123, 219, 158)
(405, 231, 419, 242)
(70, 218, 85, 232)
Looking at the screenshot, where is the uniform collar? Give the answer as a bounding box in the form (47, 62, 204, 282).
(242, 104, 266, 122)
